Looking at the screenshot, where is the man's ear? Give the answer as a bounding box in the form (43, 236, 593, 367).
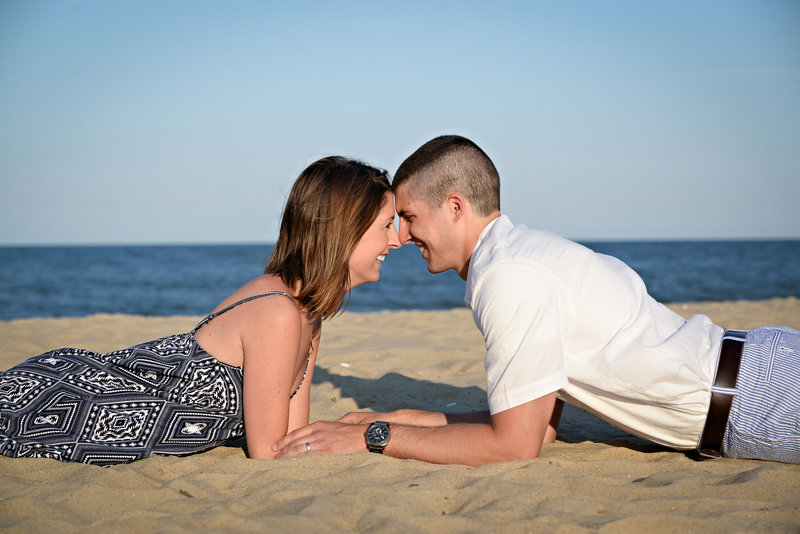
(446, 192, 467, 220)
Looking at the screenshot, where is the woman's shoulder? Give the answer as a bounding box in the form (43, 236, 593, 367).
(240, 274, 296, 298)
(193, 276, 305, 366)
(212, 275, 298, 315)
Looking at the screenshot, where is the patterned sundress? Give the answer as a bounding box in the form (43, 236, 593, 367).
(0, 291, 306, 466)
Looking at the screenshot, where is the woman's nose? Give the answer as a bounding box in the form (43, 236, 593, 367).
(388, 224, 401, 249)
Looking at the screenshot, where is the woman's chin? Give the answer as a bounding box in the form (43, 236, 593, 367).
(348, 269, 382, 289)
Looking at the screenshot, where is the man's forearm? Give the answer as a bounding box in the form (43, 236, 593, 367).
(383, 395, 556, 466)
(383, 421, 541, 467)
(445, 410, 491, 425)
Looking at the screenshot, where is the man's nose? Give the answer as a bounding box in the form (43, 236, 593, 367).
(398, 219, 412, 244)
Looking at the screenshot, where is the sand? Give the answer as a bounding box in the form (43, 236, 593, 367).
(1, 298, 799, 533)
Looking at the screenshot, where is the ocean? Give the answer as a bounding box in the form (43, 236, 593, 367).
(0, 240, 798, 321)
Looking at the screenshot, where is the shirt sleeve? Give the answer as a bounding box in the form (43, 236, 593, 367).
(471, 262, 570, 415)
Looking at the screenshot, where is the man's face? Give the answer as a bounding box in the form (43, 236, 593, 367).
(394, 184, 456, 274)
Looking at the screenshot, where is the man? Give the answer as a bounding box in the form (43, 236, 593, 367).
(274, 135, 800, 465)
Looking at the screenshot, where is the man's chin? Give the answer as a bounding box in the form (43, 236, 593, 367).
(418, 251, 448, 274)
(425, 262, 448, 275)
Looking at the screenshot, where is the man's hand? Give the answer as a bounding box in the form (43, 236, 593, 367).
(273, 409, 449, 459)
(272, 421, 367, 458)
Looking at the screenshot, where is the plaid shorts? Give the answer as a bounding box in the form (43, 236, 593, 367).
(722, 326, 800, 463)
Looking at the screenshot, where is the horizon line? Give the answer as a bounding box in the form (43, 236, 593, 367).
(2, 236, 800, 248)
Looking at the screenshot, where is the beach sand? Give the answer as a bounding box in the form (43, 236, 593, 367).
(1, 298, 799, 532)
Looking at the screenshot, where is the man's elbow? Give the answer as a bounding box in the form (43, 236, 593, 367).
(543, 425, 558, 444)
(477, 440, 543, 465)
(509, 441, 544, 461)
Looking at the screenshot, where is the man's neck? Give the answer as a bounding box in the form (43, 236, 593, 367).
(457, 212, 501, 280)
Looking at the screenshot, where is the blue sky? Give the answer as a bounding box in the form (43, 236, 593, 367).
(1, 0, 798, 245)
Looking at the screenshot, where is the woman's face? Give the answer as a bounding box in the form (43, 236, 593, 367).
(348, 192, 401, 288)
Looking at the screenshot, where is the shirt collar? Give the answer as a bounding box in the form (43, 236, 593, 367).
(464, 215, 509, 306)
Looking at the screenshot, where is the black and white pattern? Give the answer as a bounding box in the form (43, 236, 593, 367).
(0, 292, 300, 466)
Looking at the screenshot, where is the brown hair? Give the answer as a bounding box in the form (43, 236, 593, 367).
(393, 135, 500, 216)
(266, 156, 391, 319)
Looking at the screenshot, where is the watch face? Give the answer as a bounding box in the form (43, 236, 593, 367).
(367, 423, 389, 446)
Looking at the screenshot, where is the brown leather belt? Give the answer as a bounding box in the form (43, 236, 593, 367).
(698, 330, 748, 458)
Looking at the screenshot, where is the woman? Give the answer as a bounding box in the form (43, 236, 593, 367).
(0, 156, 400, 465)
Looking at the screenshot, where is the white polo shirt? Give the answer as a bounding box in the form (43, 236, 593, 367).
(465, 215, 724, 449)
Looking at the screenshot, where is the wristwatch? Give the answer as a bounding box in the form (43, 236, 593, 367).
(364, 421, 391, 454)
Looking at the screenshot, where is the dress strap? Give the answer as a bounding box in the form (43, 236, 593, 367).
(192, 291, 295, 333)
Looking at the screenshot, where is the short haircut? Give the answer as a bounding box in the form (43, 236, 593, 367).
(393, 135, 500, 216)
(266, 156, 391, 319)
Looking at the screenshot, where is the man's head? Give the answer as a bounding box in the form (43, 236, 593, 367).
(392, 135, 500, 217)
(393, 135, 501, 279)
